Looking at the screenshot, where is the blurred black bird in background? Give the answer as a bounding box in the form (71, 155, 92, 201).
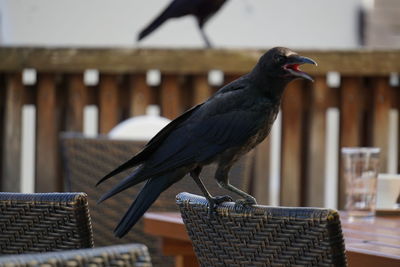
(137, 0, 228, 47)
(97, 47, 317, 238)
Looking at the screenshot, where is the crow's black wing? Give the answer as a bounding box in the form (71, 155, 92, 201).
(137, 99, 267, 178)
(96, 104, 203, 186)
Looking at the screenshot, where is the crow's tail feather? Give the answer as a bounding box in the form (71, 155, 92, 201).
(137, 0, 188, 42)
(97, 167, 145, 204)
(96, 153, 147, 186)
(137, 14, 168, 41)
(113, 175, 174, 238)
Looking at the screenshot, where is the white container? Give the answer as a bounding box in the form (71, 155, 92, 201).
(376, 174, 400, 209)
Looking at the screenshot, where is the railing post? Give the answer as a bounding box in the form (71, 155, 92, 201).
(161, 74, 181, 119)
(280, 80, 306, 206)
(306, 77, 333, 207)
(99, 74, 119, 134)
(2, 73, 24, 192)
(129, 73, 153, 116)
(36, 73, 60, 192)
(372, 77, 392, 173)
(193, 74, 211, 105)
(66, 74, 87, 132)
(339, 77, 365, 209)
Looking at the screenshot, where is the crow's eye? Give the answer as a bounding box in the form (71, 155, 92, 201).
(275, 54, 286, 63)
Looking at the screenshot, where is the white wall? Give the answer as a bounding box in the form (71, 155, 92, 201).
(0, 0, 364, 49)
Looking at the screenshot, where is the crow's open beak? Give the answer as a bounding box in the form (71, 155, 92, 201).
(284, 55, 317, 82)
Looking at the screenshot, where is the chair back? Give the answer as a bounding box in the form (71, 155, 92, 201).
(60, 133, 253, 266)
(0, 244, 151, 267)
(176, 192, 347, 267)
(0, 192, 93, 254)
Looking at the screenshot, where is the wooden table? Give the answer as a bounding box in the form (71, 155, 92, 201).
(144, 212, 400, 267)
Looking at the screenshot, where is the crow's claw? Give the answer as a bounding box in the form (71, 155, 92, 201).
(235, 196, 257, 206)
(207, 195, 233, 218)
(213, 195, 234, 204)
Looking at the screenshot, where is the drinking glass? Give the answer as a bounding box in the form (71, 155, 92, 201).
(341, 147, 380, 217)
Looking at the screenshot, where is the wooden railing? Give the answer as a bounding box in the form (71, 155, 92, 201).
(0, 47, 399, 209)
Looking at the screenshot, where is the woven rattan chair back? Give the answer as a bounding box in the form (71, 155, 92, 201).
(0, 192, 93, 255)
(0, 244, 152, 267)
(60, 133, 253, 267)
(176, 192, 347, 267)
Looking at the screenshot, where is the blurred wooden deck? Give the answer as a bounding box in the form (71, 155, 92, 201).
(0, 47, 399, 209)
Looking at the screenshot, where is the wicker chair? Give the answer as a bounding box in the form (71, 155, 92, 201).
(0, 192, 93, 254)
(176, 192, 347, 267)
(60, 133, 253, 267)
(0, 244, 152, 267)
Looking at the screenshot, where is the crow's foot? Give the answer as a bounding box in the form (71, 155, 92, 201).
(207, 195, 233, 218)
(235, 196, 257, 206)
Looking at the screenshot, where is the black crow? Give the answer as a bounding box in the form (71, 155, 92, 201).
(137, 0, 227, 47)
(97, 47, 317, 237)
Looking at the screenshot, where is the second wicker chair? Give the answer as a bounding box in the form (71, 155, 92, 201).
(176, 192, 347, 267)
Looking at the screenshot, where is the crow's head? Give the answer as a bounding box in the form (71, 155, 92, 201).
(260, 47, 317, 82)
